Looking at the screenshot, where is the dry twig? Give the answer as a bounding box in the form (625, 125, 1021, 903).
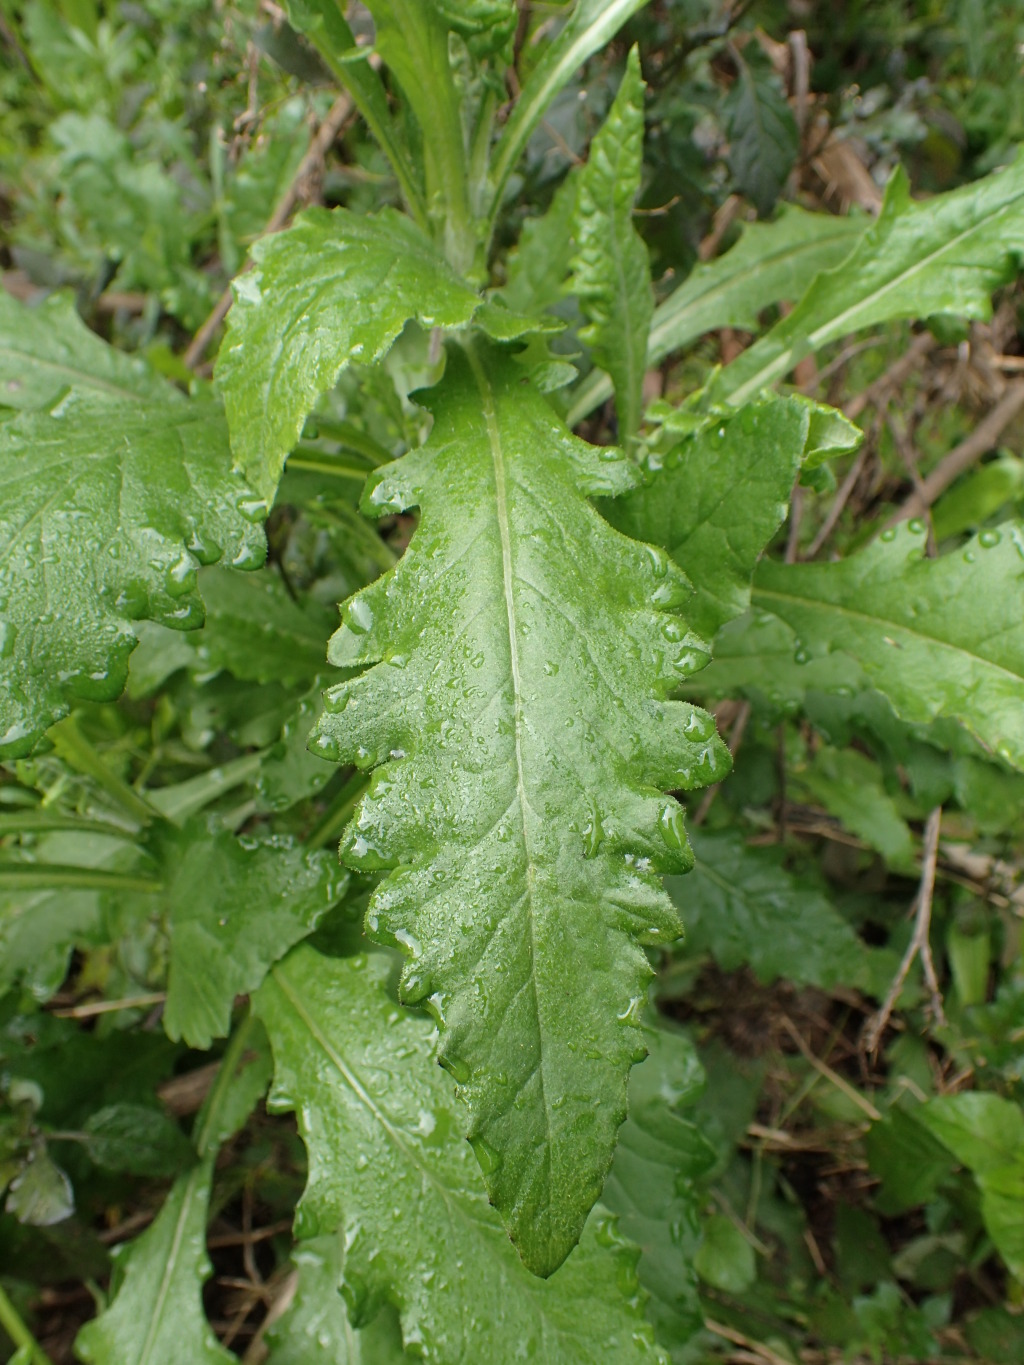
(862, 807, 947, 1053)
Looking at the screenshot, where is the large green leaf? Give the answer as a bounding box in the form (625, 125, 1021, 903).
(255, 946, 667, 1360)
(570, 46, 651, 446)
(0, 290, 168, 411)
(75, 1021, 271, 1365)
(215, 208, 481, 504)
(567, 206, 862, 426)
(156, 819, 348, 1049)
(604, 396, 815, 641)
(0, 394, 265, 757)
(604, 1023, 717, 1355)
(715, 150, 1024, 406)
(751, 522, 1024, 769)
(489, 0, 650, 217)
(264, 1236, 409, 1365)
(310, 343, 730, 1274)
(667, 828, 866, 989)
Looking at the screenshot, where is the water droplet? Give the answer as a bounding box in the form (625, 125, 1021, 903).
(658, 801, 688, 850)
(978, 528, 1001, 548)
(543, 659, 559, 676)
(963, 549, 976, 563)
(651, 579, 689, 609)
(470, 651, 485, 669)
(661, 619, 685, 643)
(583, 803, 605, 858)
(907, 517, 926, 535)
(470, 1136, 502, 1175)
(880, 527, 896, 542)
(346, 598, 374, 634)
(644, 545, 669, 579)
(793, 646, 810, 665)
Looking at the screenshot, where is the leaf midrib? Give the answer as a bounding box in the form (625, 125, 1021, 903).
(0, 344, 156, 403)
(753, 581, 1024, 686)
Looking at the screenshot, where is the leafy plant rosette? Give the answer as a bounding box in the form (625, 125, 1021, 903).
(1, 1, 1024, 1362)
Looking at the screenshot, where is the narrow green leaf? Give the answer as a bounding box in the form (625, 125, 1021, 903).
(571, 47, 651, 446)
(255, 946, 667, 1361)
(567, 206, 862, 426)
(751, 522, 1024, 770)
(75, 1021, 269, 1365)
(216, 208, 481, 504)
(796, 746, 915, 867)
(0, 291, 168, 411)
(0, 394, 266, 758)
(723, 48, 798, 218)
(667, 828, 867, 989)
(715, 150, 1024, 406)
(157, 819, 348, 1049)
(311, 343, 730, 1273)
(489, 0, 650, 221)
(500, 170, 581, 317)
(264, 1236, 408, 1365)
(603, 1023, 717, 1353)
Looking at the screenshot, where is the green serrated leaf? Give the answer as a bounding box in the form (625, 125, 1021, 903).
(75, 1023, 269, 1365)
(604, 1023, 716, 1354)
(82, 1104, 193, 1179)
(667, 828, 866, 989)
(264, 1236, 408, 1365)
(0, 291, 169, 411)
(723, 49, 798, 219)
(568, 206, 863, 425)
(157, 819, 348, 1049)
(571, 46, 651, 446)
(0, 393, 266, 758)
(310, 343, 730, 1273)
(255, 946, 667, 1361)
(604, 396, 816, 641)
(715, 150, 1024, 406)
(751, 522, 1024, 770)
(795, 745, 915, 867)
(216, 208, 481, 504)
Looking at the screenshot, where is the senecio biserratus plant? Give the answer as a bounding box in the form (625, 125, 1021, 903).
(2, 1, 1024, 1361)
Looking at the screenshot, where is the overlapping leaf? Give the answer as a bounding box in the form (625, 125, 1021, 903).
(567, 206, 862, 425)
(751, 521, 1024, 769)
(570, 46, 651, 445)
(255, 946, 668, 1361)
(715, 149, 1024, 406)
(723, 48, 798, 218)
(311, 343, 729, 1273)
(0, 290, 168, 411)
(667, 828, 866, 989)
(603, 1023, 717, 1355)
(215, 208, 482, 503)
(0, 390, 266, 758)
(75, 1024, 271, 1365)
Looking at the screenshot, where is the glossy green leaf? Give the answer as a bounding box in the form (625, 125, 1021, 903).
(311, 343, 729, 1273)
(0, 393, 266, 758)
(751, 522, 1024, 770)
(82, 1104, 193, 1178)
(667, 828, 866, 989)
(0, 290, 168, 412)
(604, 397, 812, 641)
(216, 208, 481, 504)
(694, 1214, 756, 1294)
(255, 946, 667, 1360)
(715, 150, 1024, 406)
(489, 0, 650, 215)
(571, 47, 651, 446)
(157, 819, 348, 1049)
(75, 1021, 270, 1365)
(5, 1147, 73, 1226)
(603, 1023, 716, 1353)
(264, 1236, 409, 1365)
(567, 206, 862, 425)
(723, 48, 798, 218)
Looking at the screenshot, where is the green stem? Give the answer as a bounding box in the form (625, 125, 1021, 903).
(0, 866, 163, 892)
(0, 811, 137, 839)
(286, 450, 371, 482)
(0, 1279, 53, 1364)
(307, 772, 368, 850)
(195, 1012, 257, 1158)
(48, 719, 161, 827)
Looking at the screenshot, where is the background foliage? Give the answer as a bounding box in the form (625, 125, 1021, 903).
(2, 1, 1024, 1362)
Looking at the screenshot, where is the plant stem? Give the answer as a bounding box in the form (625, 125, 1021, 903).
(307, 772, 368, 851)
(0, 866, 162, 892)
(0, 1280, 53, 1365)
(48, 718, 161, 826)
(195, 1012, 257, 1158)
